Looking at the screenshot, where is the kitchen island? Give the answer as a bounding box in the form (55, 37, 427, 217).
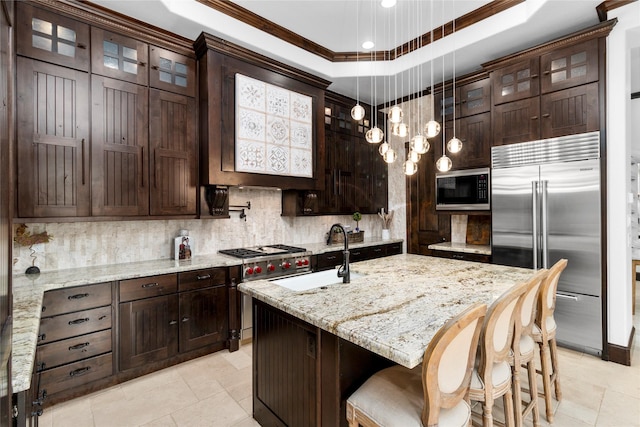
(238, 253, 536, 427)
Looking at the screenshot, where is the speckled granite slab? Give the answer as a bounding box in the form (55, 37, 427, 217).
(428, 241, 492, 255)
(239, 254, 535, 369)
(11, 255, 241, 393)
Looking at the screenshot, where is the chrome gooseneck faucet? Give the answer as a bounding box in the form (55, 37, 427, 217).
(327, 223, 350, 283)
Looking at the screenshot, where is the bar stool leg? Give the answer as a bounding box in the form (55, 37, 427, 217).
(539, 340, 554, 423)
(550, 337, 562, 401)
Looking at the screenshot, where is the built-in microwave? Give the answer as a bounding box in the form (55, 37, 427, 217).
(435, 167, 490, 210)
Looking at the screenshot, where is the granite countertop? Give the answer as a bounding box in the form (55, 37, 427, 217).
(11, 238, 400, 393)
(428, 241, 492, 255)
(239, 253, 534, 369)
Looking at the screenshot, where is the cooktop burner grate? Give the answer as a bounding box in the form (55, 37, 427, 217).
(219, 244, 308, 259)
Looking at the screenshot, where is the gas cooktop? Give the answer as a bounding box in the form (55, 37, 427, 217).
(219, 244, 308, 259)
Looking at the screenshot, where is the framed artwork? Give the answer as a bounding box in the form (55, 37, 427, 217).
(235, 73, 313, 178)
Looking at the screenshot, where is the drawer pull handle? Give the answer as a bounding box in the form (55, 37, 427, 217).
(197, 274, 211, 280)
(142, 282, 159, 288)
(542, 113, 550, 118)
(98, 315, 107, 321)
(452, 254, 465, 260)
(373, 248, 382, 252)
(169, 320, 178, 325)
(37, 333, 46, 342)
(69, 342, 90, 351)
(68, 318, 90, 325)
(68, 293, 89, 300)
(69, 367, 91, 377)
(182, 317, 190, 323)
(36, 362, 46, 372)
(326, 256, 337, 260)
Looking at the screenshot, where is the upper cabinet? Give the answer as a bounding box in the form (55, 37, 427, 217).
(16, 57, 90, 218)
(149, 46, 196, 97)
(14, 2, 198, 220)
(540, 40, 599, 94)
(491, 58, 539, 105)
(91, 28, 148, 85)
(16, 3, 89, 71)
(195, 33, 328, 191)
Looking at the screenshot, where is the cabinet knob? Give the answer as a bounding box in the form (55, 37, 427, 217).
(542, 113, 550, 118)
(169, 320, 178, 325)
(182, 317, 190, 323)
(197, 274, 211, 280)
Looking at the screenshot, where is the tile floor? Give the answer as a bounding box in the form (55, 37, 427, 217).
(37, 289, 640, 427)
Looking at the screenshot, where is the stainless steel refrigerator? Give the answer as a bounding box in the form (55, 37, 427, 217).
(491, 131, 602, 355)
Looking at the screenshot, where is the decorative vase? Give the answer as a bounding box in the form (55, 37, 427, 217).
(382, 229, 390, 241)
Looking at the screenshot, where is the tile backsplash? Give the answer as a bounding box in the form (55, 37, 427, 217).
(13, 185, 407, 274)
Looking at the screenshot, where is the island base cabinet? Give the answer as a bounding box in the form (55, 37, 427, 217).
(252, 300, 392, 427)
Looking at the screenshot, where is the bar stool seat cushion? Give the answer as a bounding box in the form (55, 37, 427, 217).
(348, 365, 471, 427)
(519, 334, 535, 357)
(532, 315, 557, 338)
(471, 360, 512, 391)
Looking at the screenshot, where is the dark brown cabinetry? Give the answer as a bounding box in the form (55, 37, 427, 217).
(91, 27, 148, 85)
(446, 112, 492, 169)
(428, 250, 491, 263)
(91, 76, 149, 216)
(490, 38, 601, 145)
(459, 78, 491, 117)
(313, 242, 403, 271)
(15, 2, 198, 220)
(491, 58, 540, 105)
(283, 93, 388, 216)
(119, 268, 232, 371)
(16, 3, 89, 71)
(149, 89, 197, 215)
(16, 57, 90, 218)
(34, 283, 114, 410)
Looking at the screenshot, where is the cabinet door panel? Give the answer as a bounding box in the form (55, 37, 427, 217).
(491, 58, 540, 105)
(149, 46, 196, 97)
(149, 89, 197, 215)
(179, 286, 228, 353)
(449, 112, 491, 169)
(493, 97, 541, 146)
(460, 78, 491, 117)
(91, 76, 148, 216)
(119, 295, 178, 371)
(540, 82, 599, 138)
(16, 57, 90, 217)
(541, 40, 598, 93)
(91, 27, 148, 85)
(16, 3, 89, 71)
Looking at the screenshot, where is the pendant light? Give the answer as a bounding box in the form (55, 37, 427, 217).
(424, 0, 440, 139)
(436, 3, 451, 173)
(365, 2, 383, 145)
(446, 4, 462, 155)
(388, 5, 403, 127)
(351, 1, 365, 121)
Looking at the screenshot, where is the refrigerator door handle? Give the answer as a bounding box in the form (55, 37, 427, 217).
(541, 180, 549, 269)
(532, 181, 539, 269)
(556, 291, 579, 301)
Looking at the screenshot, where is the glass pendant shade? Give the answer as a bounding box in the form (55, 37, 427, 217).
(392, 122, 409, 138)
(365, 126, 384, 144)
(403, 159, 418, 175)
(378, 142, 390, 156)
(436, 155, 452, 172)
(410, 134, 430, 154)
(388, 106, 403, 124)
(424, 120, 441, 138)
(408, 150, 421, 163)
(351, 104, 365, 121)
(383, 148, 397, 163)
(447, 137, 463, 153)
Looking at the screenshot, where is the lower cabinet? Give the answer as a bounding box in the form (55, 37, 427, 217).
(314, 242, 403, 271)
(28, 265, 241, 421)
(33, 282, 115, 412)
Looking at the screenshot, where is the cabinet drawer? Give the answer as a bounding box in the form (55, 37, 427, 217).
(119, 274, 177, 302)
(39, 353, 113, 397)
(384, 243, 403, 256)
(315, 251, 343, 271)
(179, 268, 226, 292)
(41, 283, 112, 317)
(431, 250, 491, 263)
(37, 329, 111, 370)
(39, 306, 111, 344)
(349, 247, 373, 262)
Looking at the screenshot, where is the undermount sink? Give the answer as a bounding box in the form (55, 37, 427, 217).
(270, 270, 363, 291)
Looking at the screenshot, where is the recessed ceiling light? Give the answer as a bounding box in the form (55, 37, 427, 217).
(381, 0, 396, 8)
(362, 41, 375, 50)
